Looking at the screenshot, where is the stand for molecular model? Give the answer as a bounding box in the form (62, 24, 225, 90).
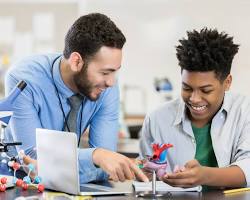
(137, 143, 173, 198)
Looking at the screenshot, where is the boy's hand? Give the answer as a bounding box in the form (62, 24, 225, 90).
(173, 165, 186, 173)
(161, 159, 206, 187)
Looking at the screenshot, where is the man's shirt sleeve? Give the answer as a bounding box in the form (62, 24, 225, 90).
(78, 84, 120, 183)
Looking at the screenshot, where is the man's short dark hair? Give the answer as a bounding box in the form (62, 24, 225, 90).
(176, 28, 239, 81)
(63, 13, 126, 60)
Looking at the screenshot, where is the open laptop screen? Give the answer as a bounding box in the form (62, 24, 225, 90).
(36, 128, 132, 196)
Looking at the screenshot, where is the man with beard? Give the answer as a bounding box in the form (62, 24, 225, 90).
(5, 13, 148, 183)
(139, 28, 250, 189)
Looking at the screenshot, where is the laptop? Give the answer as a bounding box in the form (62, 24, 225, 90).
(36, 128, 132, 196)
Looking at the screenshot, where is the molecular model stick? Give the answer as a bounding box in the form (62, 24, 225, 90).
(0, 151, 44, 192)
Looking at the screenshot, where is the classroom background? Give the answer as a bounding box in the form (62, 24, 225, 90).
(0, 0, 249, 140)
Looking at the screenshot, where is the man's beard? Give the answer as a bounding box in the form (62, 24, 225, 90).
(73, 68, 100, 101)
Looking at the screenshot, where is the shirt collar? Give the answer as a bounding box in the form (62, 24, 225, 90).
(52, 55, 74, 99)
(173, 92, 230, 126)
(221, 92, 230, 113)
(173, 98, 185, 126)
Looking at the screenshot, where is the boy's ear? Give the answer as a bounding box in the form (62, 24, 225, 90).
(68, 52, 84, 72)
(224, 74, 232, 91)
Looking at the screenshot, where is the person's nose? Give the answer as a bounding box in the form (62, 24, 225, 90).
(189, 91, 202, 103)
(105, 75, 116, 87)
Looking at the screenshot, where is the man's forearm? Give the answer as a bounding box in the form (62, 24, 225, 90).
(204, 165, 246, 187)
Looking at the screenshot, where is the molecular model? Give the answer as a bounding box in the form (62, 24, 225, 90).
(139, 143, 173, 178)
(0, 177, 7, 192)
(0, 151, 44, 192)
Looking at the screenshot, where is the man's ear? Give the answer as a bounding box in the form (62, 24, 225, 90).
(224, 74, 232, 91)
(68, 52, 84, 72)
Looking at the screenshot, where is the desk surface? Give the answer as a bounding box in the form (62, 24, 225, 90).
(2, 183, 250, 200)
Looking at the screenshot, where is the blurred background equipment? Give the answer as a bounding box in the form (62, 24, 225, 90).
(122, 85, 146, 139)
(154, 77, 173, 101)
(0, 81, 26, 176)
(0, 80, 26, 153)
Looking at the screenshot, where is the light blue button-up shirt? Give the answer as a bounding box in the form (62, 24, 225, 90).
(139, 92, 250, 186)
(4, 53, 119, 183)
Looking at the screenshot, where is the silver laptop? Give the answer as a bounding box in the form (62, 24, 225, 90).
(36, 128, 132, 196)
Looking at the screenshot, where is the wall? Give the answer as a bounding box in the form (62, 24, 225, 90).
(0, 1, 78, 95)
(79, 0, 250, 114)
(0, 0, 249, 115)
